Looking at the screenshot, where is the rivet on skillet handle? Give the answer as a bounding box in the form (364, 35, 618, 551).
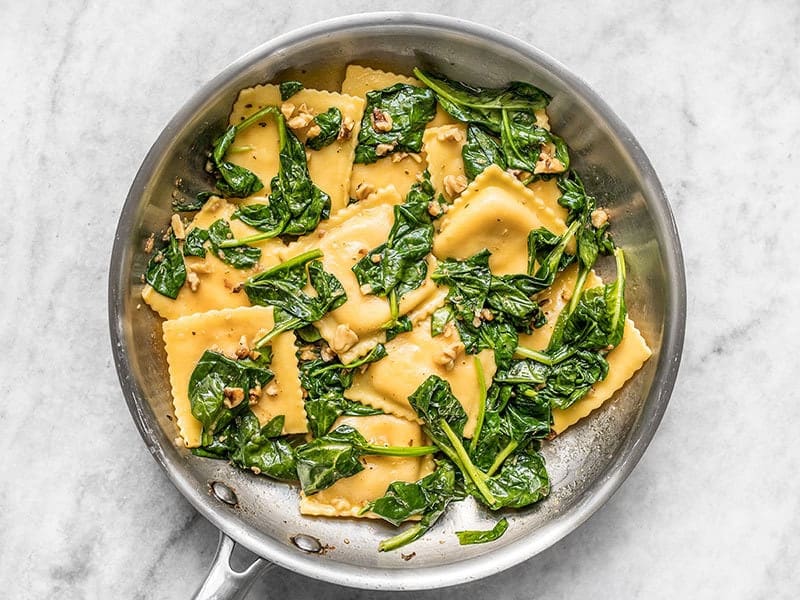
(193, 532, 273, 600)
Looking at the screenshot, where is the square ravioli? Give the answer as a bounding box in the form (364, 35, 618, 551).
(142, 196, 285, 320)
(342, 64, 454, 201)
(432, 164, 568, 275)
(345, 318, 497, 438)
(299, 414, 435, 518)
(282, 187, 439, 362)
(516, 264, 652, 433)
(228, 84, 365, 213)
(422, 124, 568, 221)
(162, 306, 305, 447)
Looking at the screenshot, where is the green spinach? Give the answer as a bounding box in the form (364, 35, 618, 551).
(182, 227, 209, 258)
(462, 125, 506, 181)
(211, 106, 278, 197)
(354, 83, 436, 164)
(455, 517, 509, 545)
(244, 249, 347, 347)
(352, 173, 435, 330)
(145, 233, 186, 299)
(294, 424, 437, 495)
(306, 107, 342, 151)
(279, 81, 303, 100)
(208, 219, 261, 269)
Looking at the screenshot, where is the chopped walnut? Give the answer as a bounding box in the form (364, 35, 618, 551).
(320, 344, 336, 363)
(435, 341, 464, 371)
(407, 152, 423, 163)
(287, 103, 315, 129)
(480, 308, 494, 322)
(534, 142, 566, 174)
(443, 174, 468, 197)
(561, 288, 573, 302)
(338, 116, 355, 140)
(143, 233, 155, 254)
(299, 347, 317, 361)
(248, 384, 261, 405)
(186, 271, 200, 292)
(370, 253, 382, 264)
(332, 324, 359, 353)
(170, 214, 186, 239)
(222, 387, 246, 409)
(359, 283, 373, 295)
(280, 102, 296, 120)
(235, 335, 250, 359)
(306, 124, 322, 139)
(591, 208, 609, 229)
(251, 466, 262, 475)
(436, 126, 464, 143)
(370, 108, 393, 132)
(265, 381, 280, 397)
(472, 310, 483, 328)
(189, 261, 213, 274)
(506, 168, 532, 182)
(354, 182, 375, 201)
(427, 201, 442, 217)
(390, 152, 409, 163)
(305, 150, 312, 162)
(375, 142, 396, 157)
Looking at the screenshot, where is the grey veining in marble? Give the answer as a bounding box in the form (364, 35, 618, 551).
(1, 0, 799, 598)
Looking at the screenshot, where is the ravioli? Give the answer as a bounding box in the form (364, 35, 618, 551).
(162, 306, 306, 448)
(516, 264, 652, 433)
(433, 165, 567, 275)
(283, 187, 439, 362)
(228, 84, 365, 213)
(142, 196, 284, 320)
(345, 318, 497, 438)
(299, 414, 435, 518)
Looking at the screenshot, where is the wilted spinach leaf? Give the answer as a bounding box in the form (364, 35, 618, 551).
(188, 349, 274, 445)
(456, 517, 509, 545)
(364, 461, 464, 552)
(483, 447, 550, 508)
(306, 107, 342, 151)
(294, 424, 436, 495)
(279, 81, 303, 101)
(352, 173, 435, 329)
(500, 109, 569, 175)
(244, 249, 347, 347)
(172, 191, 214, 212)
(207, 219, 260, 269)
(211, 106, 278, 197)
(145, 233, 186, 299)
(354, 83, 436, 164)
(183, 227, 209, 258)
(462, 125, 506, 181)
(229, 413, 297, 480)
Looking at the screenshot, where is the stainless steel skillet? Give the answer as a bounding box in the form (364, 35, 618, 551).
(108, 12, 685, 598)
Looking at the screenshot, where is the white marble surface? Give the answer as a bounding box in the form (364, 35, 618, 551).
(2, 0, 798, 597)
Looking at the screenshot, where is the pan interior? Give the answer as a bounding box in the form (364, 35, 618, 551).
(110, 14, 683, 590)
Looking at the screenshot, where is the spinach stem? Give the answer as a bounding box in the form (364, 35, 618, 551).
(514, 345, 577, 365)
(378, 522, 426, 552)
(486, 440, 519, 477)
(567, 265, 590, 315)
(218, 227, 283, 248)
(439, 420, 497, 507)
(469, 357, 487, 454)
(228, 145, 254, 154)
(380, 290, 400, 330)
(364, 444, 438, 457)
(610, 248, 626, 334)
(246, 249, 323, 283)
(236, 105, 279, 133)
(253, 318, 302, 349)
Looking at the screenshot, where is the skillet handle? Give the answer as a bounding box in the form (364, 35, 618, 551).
(193, 531, 273, 600)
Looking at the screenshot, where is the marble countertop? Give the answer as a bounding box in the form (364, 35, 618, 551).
(3, 1, 798, 597)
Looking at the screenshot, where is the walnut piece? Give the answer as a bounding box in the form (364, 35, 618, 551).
(443, 174, 468, 197)
(280, 102, 296, 120)
(186, 271, 200, 292)
(591, 208, 609, 229)
(235, 335, 250, 359)
(435, 341, 464, 371)
(265, 381, 280, 397)
(143, 233, 155, 254)
(534, 142, 566, 174)
(375, 142, 396, 157)
(222, 387, 245, 409)
(427, 201, 442, 217)
(370, 108, 393, 132)
(287, 103, 315, 130)
(306, 124, 322, 139)
(320, 344, 336, 363)
(338, 116, 355, 141)
(332, 324, 359, 353)
(354, 182, 376, 201)
(248, 384, 262, 405)
(436, 126, 464, 143)
(170, 214, 186, 240)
